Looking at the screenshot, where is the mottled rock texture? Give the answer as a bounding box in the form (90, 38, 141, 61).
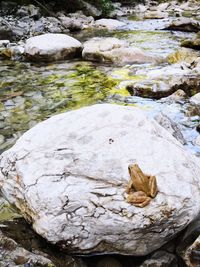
(0, 104, 200, 255)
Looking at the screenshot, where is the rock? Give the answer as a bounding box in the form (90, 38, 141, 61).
(126, 63, 200, 99)
(0, 230, 55, 267)
(190, 93, 200, 105)
(95, 19, 126, 30)
(79, 0, 102, 17)
(16, 5, 41, 19)
(134, 4, 147, 13)
(155, 113, 186, 145)
(167, 48, 200, 64)
(157, 3, 170, 12)
(59, 12, 94, 31)
(176, 216, 200, 267)
(181, 34, 200, 50)
(144, 10, 168, 19)
(161, 89, 186, 102)
(82, 37, 154, 64)
(0, 23, 13, 40)
(0, 135, 5, 145)
(25, 33, 82, 62)
(0, 104, 200, 255)
(0, 40, 10, 47)
(196, 124, 200, 133)
(140, 250, 178, 267)
(163, 18, 200, 32)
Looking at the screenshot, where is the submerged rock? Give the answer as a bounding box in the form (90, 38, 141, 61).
(82, 37, 154, 64)
(0, 104, 200, 255)
(24, 33, 82, 62)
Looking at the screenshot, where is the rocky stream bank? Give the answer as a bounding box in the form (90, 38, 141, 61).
(0, 0, 200, 266)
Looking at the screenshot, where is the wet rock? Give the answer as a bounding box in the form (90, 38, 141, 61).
(144, 10, 168, 19)
(176, 216, 200, 267)
(140, 250, 178, 267)
(95, 19, 126, 30)
(0, 104, 200, 255)
(167, 48, 200, 64)
(163, 18, 200, 32)
(25, 33, 82, 62)
(155, 113, 186, 145)
(126, 63, 200, 99)
(82, 37, 155, 64)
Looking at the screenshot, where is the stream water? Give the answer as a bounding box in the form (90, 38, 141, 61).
(0, 14, 200, 265)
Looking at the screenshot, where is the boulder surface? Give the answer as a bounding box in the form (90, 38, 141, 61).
(25, 33, 82, 62)
(0, 104, 200, 255)
(82, 37, 154, 64)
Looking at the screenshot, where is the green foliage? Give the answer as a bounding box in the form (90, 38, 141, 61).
(99, 0, 114, 16)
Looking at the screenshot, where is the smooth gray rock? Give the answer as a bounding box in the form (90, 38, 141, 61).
(0, 104, 200, 255)
(25, 33, 82, 62)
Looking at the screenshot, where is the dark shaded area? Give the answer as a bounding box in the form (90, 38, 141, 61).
(1, 218, 84, 267)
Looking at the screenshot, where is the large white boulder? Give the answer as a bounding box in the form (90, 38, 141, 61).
(82, 37, 154, 64)
(0, 104, 200, 255)
(25, 33, 82, 62)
